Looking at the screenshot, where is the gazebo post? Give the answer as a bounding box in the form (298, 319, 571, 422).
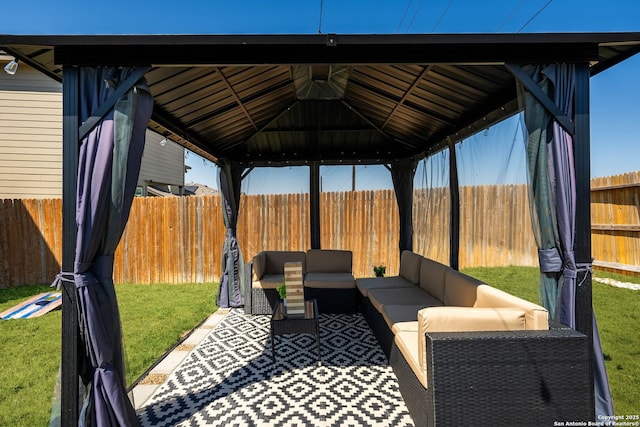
(390, 159, 417, 257)
(448, 139, 460, 270)
(310, 161, 321, 249)
(61, 65, 80, 426)
(573, 62, 596, 418)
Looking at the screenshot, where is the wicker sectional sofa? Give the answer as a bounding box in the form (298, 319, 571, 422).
(246, 249, 356, 314)
(357, 250, 591, 426)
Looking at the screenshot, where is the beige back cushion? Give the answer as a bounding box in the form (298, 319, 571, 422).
(419, 257, 449, 301)
(265, 251, 306, 274)
(306, 249, 352, 273)
(417, 306, 527, 370)
(399, 251, 422, 285)
(443, 269, 481, 307)
(475, 284, 549, 330)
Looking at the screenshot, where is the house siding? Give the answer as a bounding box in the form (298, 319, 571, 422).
(0, 60, 185, 199)
(139, 132, 185, 194)
(0, 63, 63, 198)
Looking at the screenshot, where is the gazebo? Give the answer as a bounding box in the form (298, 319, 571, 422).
(2, 32, 639, 426)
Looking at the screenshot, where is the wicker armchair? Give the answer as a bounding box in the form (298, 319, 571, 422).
(389, 327, 591, 426)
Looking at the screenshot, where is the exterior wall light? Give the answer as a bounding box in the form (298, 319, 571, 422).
(4, 59, 18, 75)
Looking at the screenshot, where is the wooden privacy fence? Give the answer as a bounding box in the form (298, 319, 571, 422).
(1, 173, 638, 288)
(590, 171, 640, 274)
(0, 198, 62, 287)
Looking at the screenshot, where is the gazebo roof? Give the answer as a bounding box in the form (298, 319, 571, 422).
(2, 33, 639, 166)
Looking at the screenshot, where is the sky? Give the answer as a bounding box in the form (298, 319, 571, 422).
(4, 0, 639, 193)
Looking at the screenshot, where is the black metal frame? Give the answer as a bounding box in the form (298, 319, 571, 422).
(448, 138, 460, 271)
(574, 63, 596, 407)
(61, 65, 79, 427)
(30, 32, 620, 424)
(310, 161, 321, 249)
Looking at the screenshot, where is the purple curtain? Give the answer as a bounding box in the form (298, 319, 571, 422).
(544, 64, 614, 419)
(217, 159, 245, 308)
(519, 64, 614, 419)
(75, 67, 153, 426)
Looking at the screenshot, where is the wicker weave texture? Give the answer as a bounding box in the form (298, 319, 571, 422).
(250, 288, 280, 315)
(426, 330, 591, 426)
(390, 342, 430, 426)
(361, 297, 394, 358)
(303, 287, 356, 314)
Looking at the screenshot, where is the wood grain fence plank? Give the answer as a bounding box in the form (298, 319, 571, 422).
(4, 171, 640, 287)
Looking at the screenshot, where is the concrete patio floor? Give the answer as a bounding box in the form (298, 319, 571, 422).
(130, 309, 231, 409)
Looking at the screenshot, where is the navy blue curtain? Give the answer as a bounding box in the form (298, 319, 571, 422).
(217, 159, 245, 308)
(74, 67, 153, 426)
(519, 64, 614, 419)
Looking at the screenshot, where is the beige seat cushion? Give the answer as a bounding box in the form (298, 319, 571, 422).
(392, 320, 419, 334)
(355, 276, 415, 298)
(306, 249, 352, 273)
(252, 273, 284, 289)
(395, 330, 427, 389)
(304, 272, 355, 289)
(474, 284, 549, 330)
(399, 250, 422, 285)
(418, 257, 449, 301)
(381, 305, 423, 333)
(368, 287, 443, 313)
(443, 269, 482, 307)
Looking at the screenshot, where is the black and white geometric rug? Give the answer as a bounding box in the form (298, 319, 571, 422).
(137, 309, 414, 426)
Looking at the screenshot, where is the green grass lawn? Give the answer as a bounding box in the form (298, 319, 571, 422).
(0, 282, 218, 427)
(462, 266, 640, 416)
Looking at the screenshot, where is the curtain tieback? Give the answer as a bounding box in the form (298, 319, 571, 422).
(562, 250, 577, 279)
(576, 262, 592, 287)
(538, 247, 562, 273)
(51, 271, 75, 291)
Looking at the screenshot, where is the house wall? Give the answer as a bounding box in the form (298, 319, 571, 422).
(139, 132, 185, 195)
(0, 59, 185, 199)
(0, 61, 63, 198)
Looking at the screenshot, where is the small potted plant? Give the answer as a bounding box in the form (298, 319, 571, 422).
(276, 282, 287, 305)
(373, 265, 386, 277)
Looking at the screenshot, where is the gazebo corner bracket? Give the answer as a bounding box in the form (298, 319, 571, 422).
(78, 66, 151, 141)
(506, 63, 575, 136)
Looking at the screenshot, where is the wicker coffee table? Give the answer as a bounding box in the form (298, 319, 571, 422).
(270, 299, 321, 364)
